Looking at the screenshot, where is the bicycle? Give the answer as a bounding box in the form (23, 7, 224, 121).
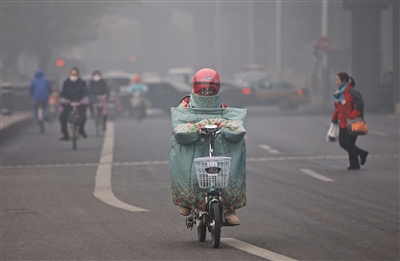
(93, 95, 106, 136)
(186, 124, 234, 248)
(48, 91, 59, 121)
(108, 90, 118, 121)
(36, 102, 47, 134)
(68, 101, 82, 150)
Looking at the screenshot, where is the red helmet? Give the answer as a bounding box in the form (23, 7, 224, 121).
(192, 68, 221, 96)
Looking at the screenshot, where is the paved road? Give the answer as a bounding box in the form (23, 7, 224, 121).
(1, 108, 399, 260)
(0, 112, 31, 144)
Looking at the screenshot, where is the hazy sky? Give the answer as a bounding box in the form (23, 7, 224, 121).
(3, 0, 395, 87)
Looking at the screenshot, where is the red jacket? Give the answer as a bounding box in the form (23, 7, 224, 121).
(331, 84, 362, 128)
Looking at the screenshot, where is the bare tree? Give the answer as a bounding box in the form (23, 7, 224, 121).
(1, 1, 138, 77)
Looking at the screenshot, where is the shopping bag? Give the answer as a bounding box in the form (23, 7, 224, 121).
(326, 122, 339, 142)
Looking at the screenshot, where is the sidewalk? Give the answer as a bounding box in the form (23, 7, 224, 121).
(0, 112, 32, 144)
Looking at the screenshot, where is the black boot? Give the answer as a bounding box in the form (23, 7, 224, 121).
(59, 134, 69, 141)
(79, 129, 87, 139)
(360, 151, 369, 166)
(347, 165, 360, 170)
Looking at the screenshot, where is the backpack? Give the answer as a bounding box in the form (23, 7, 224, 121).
(349, 88, 364, 116)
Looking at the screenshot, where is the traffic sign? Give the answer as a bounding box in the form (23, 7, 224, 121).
(317, 36, 331, 52)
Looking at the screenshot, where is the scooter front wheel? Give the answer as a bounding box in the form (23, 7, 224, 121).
(210, 202, 221, 248)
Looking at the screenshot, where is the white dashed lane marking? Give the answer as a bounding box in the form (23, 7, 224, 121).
(300, 168, 335, 182)
(221, 238, 298, 260)
(259, 144, 280, 154)
(368, 130, 387, 137)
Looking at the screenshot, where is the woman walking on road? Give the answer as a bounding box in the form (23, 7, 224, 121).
(331, 72, 368, 170)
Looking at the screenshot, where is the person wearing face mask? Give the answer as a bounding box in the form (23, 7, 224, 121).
(59, 67, 89, 141)
(169, 68, 247, 225)
(88, 70, 109, 131)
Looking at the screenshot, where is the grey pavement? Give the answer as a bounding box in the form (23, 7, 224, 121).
(0, 112, 32, 144)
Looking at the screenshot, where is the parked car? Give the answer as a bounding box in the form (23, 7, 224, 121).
(164, 68, 194, 85)
(219, 78, 248, 108)
(146, 80, 192, 113)
(3, 82, 31, 112)
(234, 64, 268, 87)
(240, 77, 311, 110)
(142, 71, 162, 83)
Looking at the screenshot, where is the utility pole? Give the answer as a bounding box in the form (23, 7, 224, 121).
(248, 1, 254, 65)
(321, 0, 329, 102)
(214, 1, 221, 73)
(393, 1, 399, 113)
(276, 0, 282, 75)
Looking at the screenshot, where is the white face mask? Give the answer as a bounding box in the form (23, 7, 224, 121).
(69, 76, 78, 82)
(92, 75, 101, 82)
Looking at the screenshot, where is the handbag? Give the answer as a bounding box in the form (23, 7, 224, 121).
(339, 104, 368, 136)
(326, 122, 339, 142)
(347, 117, 368, 135)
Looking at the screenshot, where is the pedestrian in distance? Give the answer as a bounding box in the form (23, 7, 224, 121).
(58, 67, 89, 141)
(29, 69, 52, 124)
(331, 72, 368, 170)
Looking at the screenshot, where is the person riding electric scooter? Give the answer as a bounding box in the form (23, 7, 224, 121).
(128, 74, 148, 120)
(169, 68, 247, 226)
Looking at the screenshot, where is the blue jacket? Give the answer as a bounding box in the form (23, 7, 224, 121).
(29, 70, 51, 102)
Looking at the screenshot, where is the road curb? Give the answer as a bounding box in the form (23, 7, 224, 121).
(0, 115, 32, 144)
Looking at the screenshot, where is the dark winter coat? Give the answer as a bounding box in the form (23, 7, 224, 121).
(88, 79, 109, 98)
(29, 70, 52, 102)
(60, 78, 89, 102)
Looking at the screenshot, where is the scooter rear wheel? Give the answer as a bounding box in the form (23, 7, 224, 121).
(197, 217, 206, 242)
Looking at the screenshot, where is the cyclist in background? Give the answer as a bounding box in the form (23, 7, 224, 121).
(88, 70, 109, 131)
(59, 67, 89, 141)
(29, 69, 52, 124)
